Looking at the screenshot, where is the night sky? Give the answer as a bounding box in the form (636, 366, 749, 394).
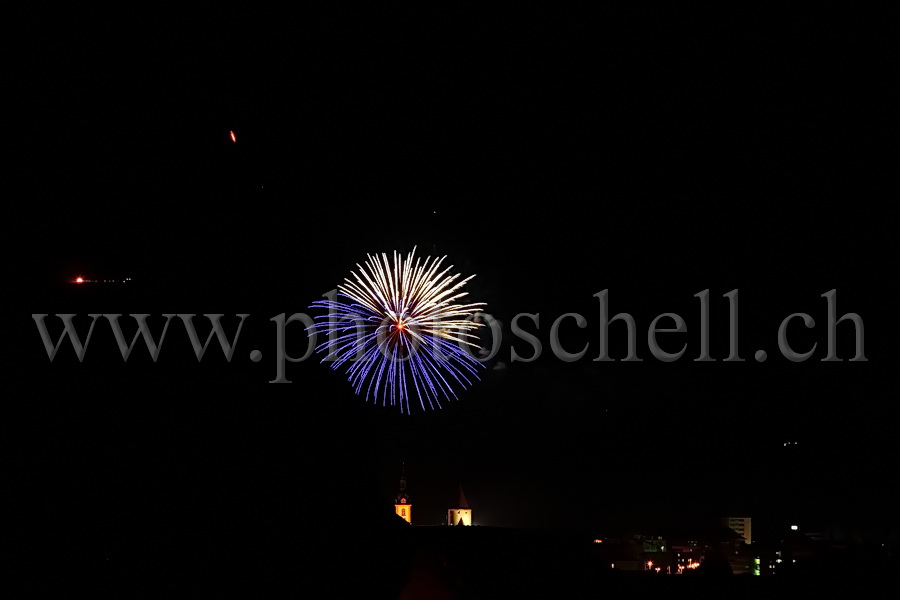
(15, 12, 896, 566)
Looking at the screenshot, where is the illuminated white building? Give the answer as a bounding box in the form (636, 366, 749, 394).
(723, 516, 752, 545)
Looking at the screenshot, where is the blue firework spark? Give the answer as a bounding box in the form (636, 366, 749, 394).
(308, 248, 486, 412)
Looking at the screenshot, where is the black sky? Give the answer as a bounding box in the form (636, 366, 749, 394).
(13, 11, 897, 562)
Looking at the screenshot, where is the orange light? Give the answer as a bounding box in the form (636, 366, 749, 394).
(230, 130, 236, 142)
(75, 277, 84, 284)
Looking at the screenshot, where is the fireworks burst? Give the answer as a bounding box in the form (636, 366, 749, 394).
(308, 248, 486, 412)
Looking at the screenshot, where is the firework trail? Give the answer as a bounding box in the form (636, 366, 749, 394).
(308, 248, 486, 412)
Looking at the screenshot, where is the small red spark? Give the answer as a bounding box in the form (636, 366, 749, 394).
(230, 130, 236, 142)
(75, 277, 84, 284)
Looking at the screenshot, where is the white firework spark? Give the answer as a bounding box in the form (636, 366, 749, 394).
(309, 247, 487, 412)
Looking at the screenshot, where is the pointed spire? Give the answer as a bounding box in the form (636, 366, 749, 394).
(395, 462, 410, 505)
(458, 482, 469, 509)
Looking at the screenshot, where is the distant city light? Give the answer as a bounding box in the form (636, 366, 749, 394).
(791, 525, 798, 530)
(593, 539, 603, 544)
(71, 276, 132, 284)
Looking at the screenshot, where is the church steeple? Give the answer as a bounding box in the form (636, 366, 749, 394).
(394, 463, 412, 524)
(448, 482, 473, 526)
(457, 483, 469, 509)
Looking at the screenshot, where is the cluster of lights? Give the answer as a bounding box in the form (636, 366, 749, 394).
(72, 276, 132, 284)
(643, 560, 666, 574)
(677, 558, 701, 573)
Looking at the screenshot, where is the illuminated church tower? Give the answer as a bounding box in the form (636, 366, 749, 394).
(394, 465, 412, 524)
(447, 483, 472, 526)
